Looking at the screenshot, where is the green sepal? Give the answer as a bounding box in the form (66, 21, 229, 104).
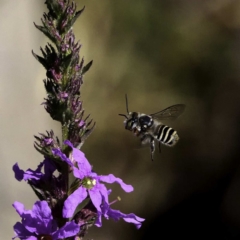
(32, 50, 48, 69)
(45, 0, 62, 19)
(34, 22, 58, 45)
(78, 122, 96, 149)
(69, 178, 81, 195)
(62, 7, 85, 35)
(62, 52, 74, 72)
(34, 144, 49, 156)
(82, 60, 93, 75)
(30, 184, 45, 201)
(72, 197, 91, 219)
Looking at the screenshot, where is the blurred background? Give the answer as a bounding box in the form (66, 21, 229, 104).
(1, 0, 240, 239)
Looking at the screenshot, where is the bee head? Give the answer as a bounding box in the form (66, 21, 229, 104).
(121, 112, 139, 130)
(119, 94, 139, 130)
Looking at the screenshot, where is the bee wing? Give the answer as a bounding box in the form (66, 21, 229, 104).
(150, 104, 186, 120)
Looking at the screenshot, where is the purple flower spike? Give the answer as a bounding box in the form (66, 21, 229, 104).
(12, 201, 80, 240)
(12, 0, 144, 239)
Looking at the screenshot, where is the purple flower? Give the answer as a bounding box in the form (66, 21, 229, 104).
(13, 158, 56, 182)
(12, 159, 66, 205)
(12, 200, 79, 240)
(52, 140, 134, 218)
(95, 195, 145, 229)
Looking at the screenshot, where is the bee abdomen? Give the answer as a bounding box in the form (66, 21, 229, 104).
(156, 125, 179, 146)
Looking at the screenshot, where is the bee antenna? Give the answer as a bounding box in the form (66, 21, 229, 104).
(125, 94, 129, 114)
(118, 114, 128, 118)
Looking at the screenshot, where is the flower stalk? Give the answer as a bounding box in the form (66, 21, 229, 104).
(12, 1, 144, 239)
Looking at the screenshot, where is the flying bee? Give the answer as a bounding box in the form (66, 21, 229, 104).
(119, 94, 185, 161)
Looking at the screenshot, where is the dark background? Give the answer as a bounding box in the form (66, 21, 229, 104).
(2, 0, 240, 239)
(79, 1, 240, 239)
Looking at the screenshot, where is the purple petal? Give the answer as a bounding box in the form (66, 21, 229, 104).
(12, 163, 24, 181)
(107, 208, 145, 229)
(52, 221, 80, 240)
(64, 140, 92, 173)
(12, 201, 76, 239)
(35, 161, 45, 173)
(72, 166, 85, 179)
(13, 202, 36, 233)
(88, 188, 102, 213)
(73, 148, 89, 165)
(72, 158, 92, 179)
(23, 169, 43, 181)
(21, 201, 53, 234)
(98, 195, 145, 229)
(52, 148, 73, 167)
(121, 214, 145, 229)
(100, 196, 110, 217)
(97, 183, 109, 206)
(63, 140, 74, 148)
(24, 237, 37, 240)
(75, 154, 92, 173)
(43, 158, 57, 179)
(12, 201, 25, 216)
(22, 216, 37, 234)
(94, 212, 103, 228)
(13, 162, 45, 182)
(88, 182, 109, 215)
(99, 174, 134, 192)
(31, 201, 53, 233)
(12, 222, 37, 240)
(24, 161, 45, 181)
(63, 186, 88, 218)
(31, 201, 52, 220)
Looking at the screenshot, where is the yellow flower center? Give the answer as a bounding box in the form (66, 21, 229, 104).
(82, 177, 96, 189)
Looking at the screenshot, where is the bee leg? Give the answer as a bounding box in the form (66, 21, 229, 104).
(158, 142, 161, 153)
(150, 138, 155, 161)
(139, 134, 155, 161)
(140, 134, 150, 144)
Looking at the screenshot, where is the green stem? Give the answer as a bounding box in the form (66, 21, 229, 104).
(62, 122, 69, 144)
(61, 123, 69, 208)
